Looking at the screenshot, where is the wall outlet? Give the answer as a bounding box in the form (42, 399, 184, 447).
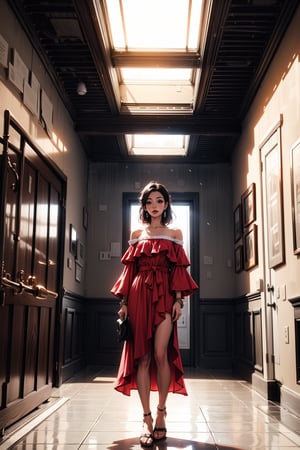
(281, 284, 286, 301)
(256, 278, 263, 292)
(284, 326, 289, 344)
(276, 286, 280, 299)
(99, 251, 111, 260)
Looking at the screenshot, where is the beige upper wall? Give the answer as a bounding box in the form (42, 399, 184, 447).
(233, 4, 300, 299)
(86, 162, 234, 299)
(232, 5, 300, 392)
(0, 0, 88, 295)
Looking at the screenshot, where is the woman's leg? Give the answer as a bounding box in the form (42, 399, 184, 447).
(136, 352, 153, 446)
(136, 352, 152, 413)
(153, 314, 173, 439)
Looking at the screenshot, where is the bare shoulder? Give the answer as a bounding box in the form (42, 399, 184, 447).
(130, 228, 143, 240)
(167, 226, 183, 241)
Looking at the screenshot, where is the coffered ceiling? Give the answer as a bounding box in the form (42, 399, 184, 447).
(9, 0, 299, 164)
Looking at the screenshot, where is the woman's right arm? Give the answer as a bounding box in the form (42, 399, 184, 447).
(118, 298, 128, 319)
(116, 228, 142, 319)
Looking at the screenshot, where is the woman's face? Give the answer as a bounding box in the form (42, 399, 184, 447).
(144, 190, 167, 220)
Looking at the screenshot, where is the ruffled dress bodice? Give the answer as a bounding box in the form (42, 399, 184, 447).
(111, 237, 198, 396)
(111, 237, 198, 300)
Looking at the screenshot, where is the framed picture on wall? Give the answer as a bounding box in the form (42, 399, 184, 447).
(291, 139, 300, 255)
(234, 245, 243, 273)
(264, 141, 285, 268)
(83, 207, 88, 230)
(233, 204, 243, 242)
(241, 183, 256, 228)
(76, 240, 85, 266)
(243, 224, 258, 271)
(75, 261, 82, 283)
(69, 224, 77, 256)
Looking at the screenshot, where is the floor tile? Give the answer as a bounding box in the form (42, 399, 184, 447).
(1, 367, 300, 450)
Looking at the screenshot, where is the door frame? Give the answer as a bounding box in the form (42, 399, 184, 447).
(122, 191, 199, 366)
(0, 110, 67, 387)
(259, 115, 284, 383)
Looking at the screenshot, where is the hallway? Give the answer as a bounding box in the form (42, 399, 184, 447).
(0, 367, 300, 450)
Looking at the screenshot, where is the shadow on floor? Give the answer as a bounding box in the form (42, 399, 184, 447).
(106, 437, 242, 450)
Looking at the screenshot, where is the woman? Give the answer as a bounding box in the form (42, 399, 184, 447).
(111, 181, 198, 447)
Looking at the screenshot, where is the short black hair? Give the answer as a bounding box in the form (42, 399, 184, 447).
(139, 181, 173, 225)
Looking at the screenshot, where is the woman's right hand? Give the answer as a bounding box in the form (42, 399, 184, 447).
(118, 304, 128, 319)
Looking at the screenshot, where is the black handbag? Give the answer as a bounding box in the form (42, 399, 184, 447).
(116, 316, 131, 342)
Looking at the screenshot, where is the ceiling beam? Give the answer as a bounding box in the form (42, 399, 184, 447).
(75, 115, 240, 136)
(195, 0, 232, 112)
(112, 51, 201, 68)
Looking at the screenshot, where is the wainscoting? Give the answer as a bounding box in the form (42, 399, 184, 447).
(61, 291, 87, 382)
(58, 291, 300, 418)
(234, 293, 263, 377)
(289, 296, 300, 384)
(198, 299, 234, 369)
(60, 293, 265, 378)
(287, 296, 300, 417)
(85, 298, 123, 366)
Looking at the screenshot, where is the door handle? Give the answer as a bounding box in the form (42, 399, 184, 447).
(1, 276, 23, 294)
(1, 276, 58, 299)
(7, 155, 19, 191)
(267, 302, 276, 309)
(267, 283, 274, 292)
(33, 284, 58, 299)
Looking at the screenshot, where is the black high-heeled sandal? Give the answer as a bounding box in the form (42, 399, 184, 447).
(153, 406, 167, 441)
(140, 412, 153, 447)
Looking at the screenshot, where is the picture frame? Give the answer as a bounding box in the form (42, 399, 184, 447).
(83, 207, 88, 230)
(241, 183, 256, 228)
(233, 204, 243, 242)
(234, 245, 243, 273)
(243, 224, 258, 271)
(75, 261, 82, 283)
(264, 142, 285, 268)
(291, 139, 300, 255)
(69, 224, 77, 256)
(76, 240, 85, 266)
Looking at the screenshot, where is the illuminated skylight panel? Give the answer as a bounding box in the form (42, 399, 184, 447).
(126, 134, 189, 156)
(121, 68, 192, 82)
(105, 0, 202, 51)
(104, 0, 125, 48)
(123, 0, 188, 49)
(189, 0, 203, 49)
(134, 134, 184, 147)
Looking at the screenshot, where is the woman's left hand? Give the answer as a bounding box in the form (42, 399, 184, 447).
(172, 301, 182, 322)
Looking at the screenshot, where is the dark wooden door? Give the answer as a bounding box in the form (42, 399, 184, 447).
(0, 111, 66, 434)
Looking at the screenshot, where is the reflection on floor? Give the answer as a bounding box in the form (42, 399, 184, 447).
(1, 366, 300, 449)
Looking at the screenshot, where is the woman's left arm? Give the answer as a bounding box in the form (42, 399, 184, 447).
(172, 294, 183, 322)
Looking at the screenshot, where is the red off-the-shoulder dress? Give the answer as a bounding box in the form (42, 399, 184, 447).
(111, 236, 198, 396)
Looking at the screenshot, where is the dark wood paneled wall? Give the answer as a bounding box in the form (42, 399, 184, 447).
(85, 298, 123, 366)
(288, 296, 300, 385)
(61, 291, 87, 382)
(198, 299, 234, 369)
(60, 293, 264, 381)
(233, 293, 263, 379)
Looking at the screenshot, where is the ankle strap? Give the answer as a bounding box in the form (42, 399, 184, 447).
(143, 411, 152, 417)
(157, 406, 166, 413)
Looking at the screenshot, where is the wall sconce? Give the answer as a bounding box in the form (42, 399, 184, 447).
(77, 81, 87, 96)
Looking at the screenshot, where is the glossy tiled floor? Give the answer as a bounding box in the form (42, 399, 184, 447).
(1, 366, 300, 450)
